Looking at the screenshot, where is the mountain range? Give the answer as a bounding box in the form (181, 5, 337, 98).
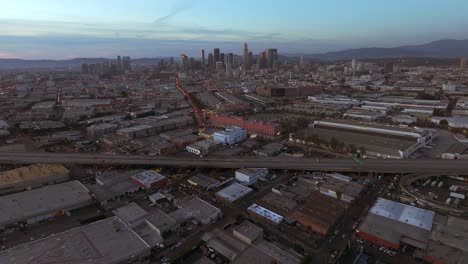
(1, 39, 468, 70)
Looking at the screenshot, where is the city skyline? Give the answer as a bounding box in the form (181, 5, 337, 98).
(2, 0, 468, 59)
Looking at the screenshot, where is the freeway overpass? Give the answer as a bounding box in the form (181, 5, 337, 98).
(0, 152, 468, 173)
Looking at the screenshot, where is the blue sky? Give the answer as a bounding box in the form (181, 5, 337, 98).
(1, 0, 468, 59)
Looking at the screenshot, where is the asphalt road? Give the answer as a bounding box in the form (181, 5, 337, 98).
(1, 152, 468, 173)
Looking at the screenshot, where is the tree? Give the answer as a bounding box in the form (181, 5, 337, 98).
(439, 119, 449, 128)
(348, 144, 357, 154)
(329, 137, 339, 150)
(358, 146, 366, 156)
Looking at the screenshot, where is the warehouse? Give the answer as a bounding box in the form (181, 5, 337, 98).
(292, 192, 348, 235)
(424, 215, 468, 264)
(247, 203, 283, 225)
(145, 208, 177, 236)
(171, 197, 222, 225)
(187, 174, 221, 190)
(356, 198, 435, 250)
(319, 176, 364, 203)
(130, 170, 168, 190)
(88, 171, 141, 206)
(297, 119, 435, 159)
(0, 217, 151, 264)
(216, 183, 253, 204)
(213, 126, 247, 145)
(0, 180, 93, 229)
(0, 164, 70, 195)
(112, 202, 148, 228)
(235, 168, 268, 185)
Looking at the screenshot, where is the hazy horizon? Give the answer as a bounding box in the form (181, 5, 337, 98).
(2, 0, 468, 59)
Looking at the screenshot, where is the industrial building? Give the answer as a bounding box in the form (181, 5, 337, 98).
(213, 126, 247, 145)
(130, 170, 168, 190)
(356, 198, 435, 250)
(145, 208, 177, 237)
(216, 183, 253, 204)
(187, 174, 221, 190)
(0, 180, 93, 229)
(319, 176, 364, 203)
(300, 119, 435, 159)
(247, 203, 284, 225)
(235, 168, 268, 185)
(112, 202, 148, 228)
(424, 215, 468, 264)
(88, 171, 141, 206)
(186, 139, 219, 156)
(0, 217, 152, 264)
(0, 164, 70, 195)
(202, 221, 300, 264)
(170, 197, 222, 225)
(292, 192, 348, 235)
(210, 114, 281, 139)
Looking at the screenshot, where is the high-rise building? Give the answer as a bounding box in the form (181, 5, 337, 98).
(117, 56, 122, 71)
(461, 58, 466, 70)
(180, 54, 189, 72)
(201, 49, 206, 69)
(122, 56, 131, 72)
(81, 63, 89, 74)
(220, 53, 225, 64)
(227, 53, 234, 68)
(208, 53, 214, 67)
(351, 59, 357, 76)
(300, 56, 304, 68)
(189, 57, 195, 71)
(384, 62, 394, 73)
(259, 51, 268, 69)
(266, 49, 277, 68)
(243, 43, 250, 71)
(214, 48, 220, 63)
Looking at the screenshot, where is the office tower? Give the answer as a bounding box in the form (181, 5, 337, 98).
(180, 54, 189, 72)
(122, 56, 131, 72)
(214, 48, 220, 62)
(461, 58, 466, 70)
(243, 43, 250, 71)
(300, 56, 304, 68)
(384, 62, 394, 73)
(220, 53, 225, 64)
(169, 57, 174, 65)
(189, 57, 195, 71)
(117, 56, 122, 71)
(227, 53, 234, 68)
(201, 49, 205, 68)
(351, 59, 357, 76)
(208, 53, 214, 67)
(259, 51, 268, 69)
(81, 63, 89, 74)
(248, 52, 253, 68)
(216, 61, 224, 72)
(266, 48, 277, 68)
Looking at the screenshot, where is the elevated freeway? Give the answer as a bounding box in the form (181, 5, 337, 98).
(1, 152, 468, 173)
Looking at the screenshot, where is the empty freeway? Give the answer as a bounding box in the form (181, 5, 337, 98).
(0, 152, 467, 173)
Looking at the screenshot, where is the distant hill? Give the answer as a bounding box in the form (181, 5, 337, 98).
(290, 39, 468, 60)
(1, 39, 468, 69)
(0, 57, 163, 70)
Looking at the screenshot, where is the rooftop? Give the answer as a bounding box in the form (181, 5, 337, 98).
(0, 217, 150, 264)
(112, 202, 148, 227)
(248, 203, 283, 224)
(370, 198, 435, 231)
(216, 183, 253, 202)
(0, 164, 69, 188)
(0, 180, 93, 227)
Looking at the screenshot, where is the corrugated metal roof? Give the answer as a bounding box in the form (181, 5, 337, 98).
(370, 198, 435, 231)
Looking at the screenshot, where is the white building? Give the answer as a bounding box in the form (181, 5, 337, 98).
(213, 126, 247, 145)
(235, 168, 268, 185)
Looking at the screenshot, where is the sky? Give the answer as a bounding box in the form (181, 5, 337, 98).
(1, 0, 468, 59)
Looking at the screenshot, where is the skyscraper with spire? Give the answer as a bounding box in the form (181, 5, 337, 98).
(201, 49, 205, 69)
(243, 43, 250, 71)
